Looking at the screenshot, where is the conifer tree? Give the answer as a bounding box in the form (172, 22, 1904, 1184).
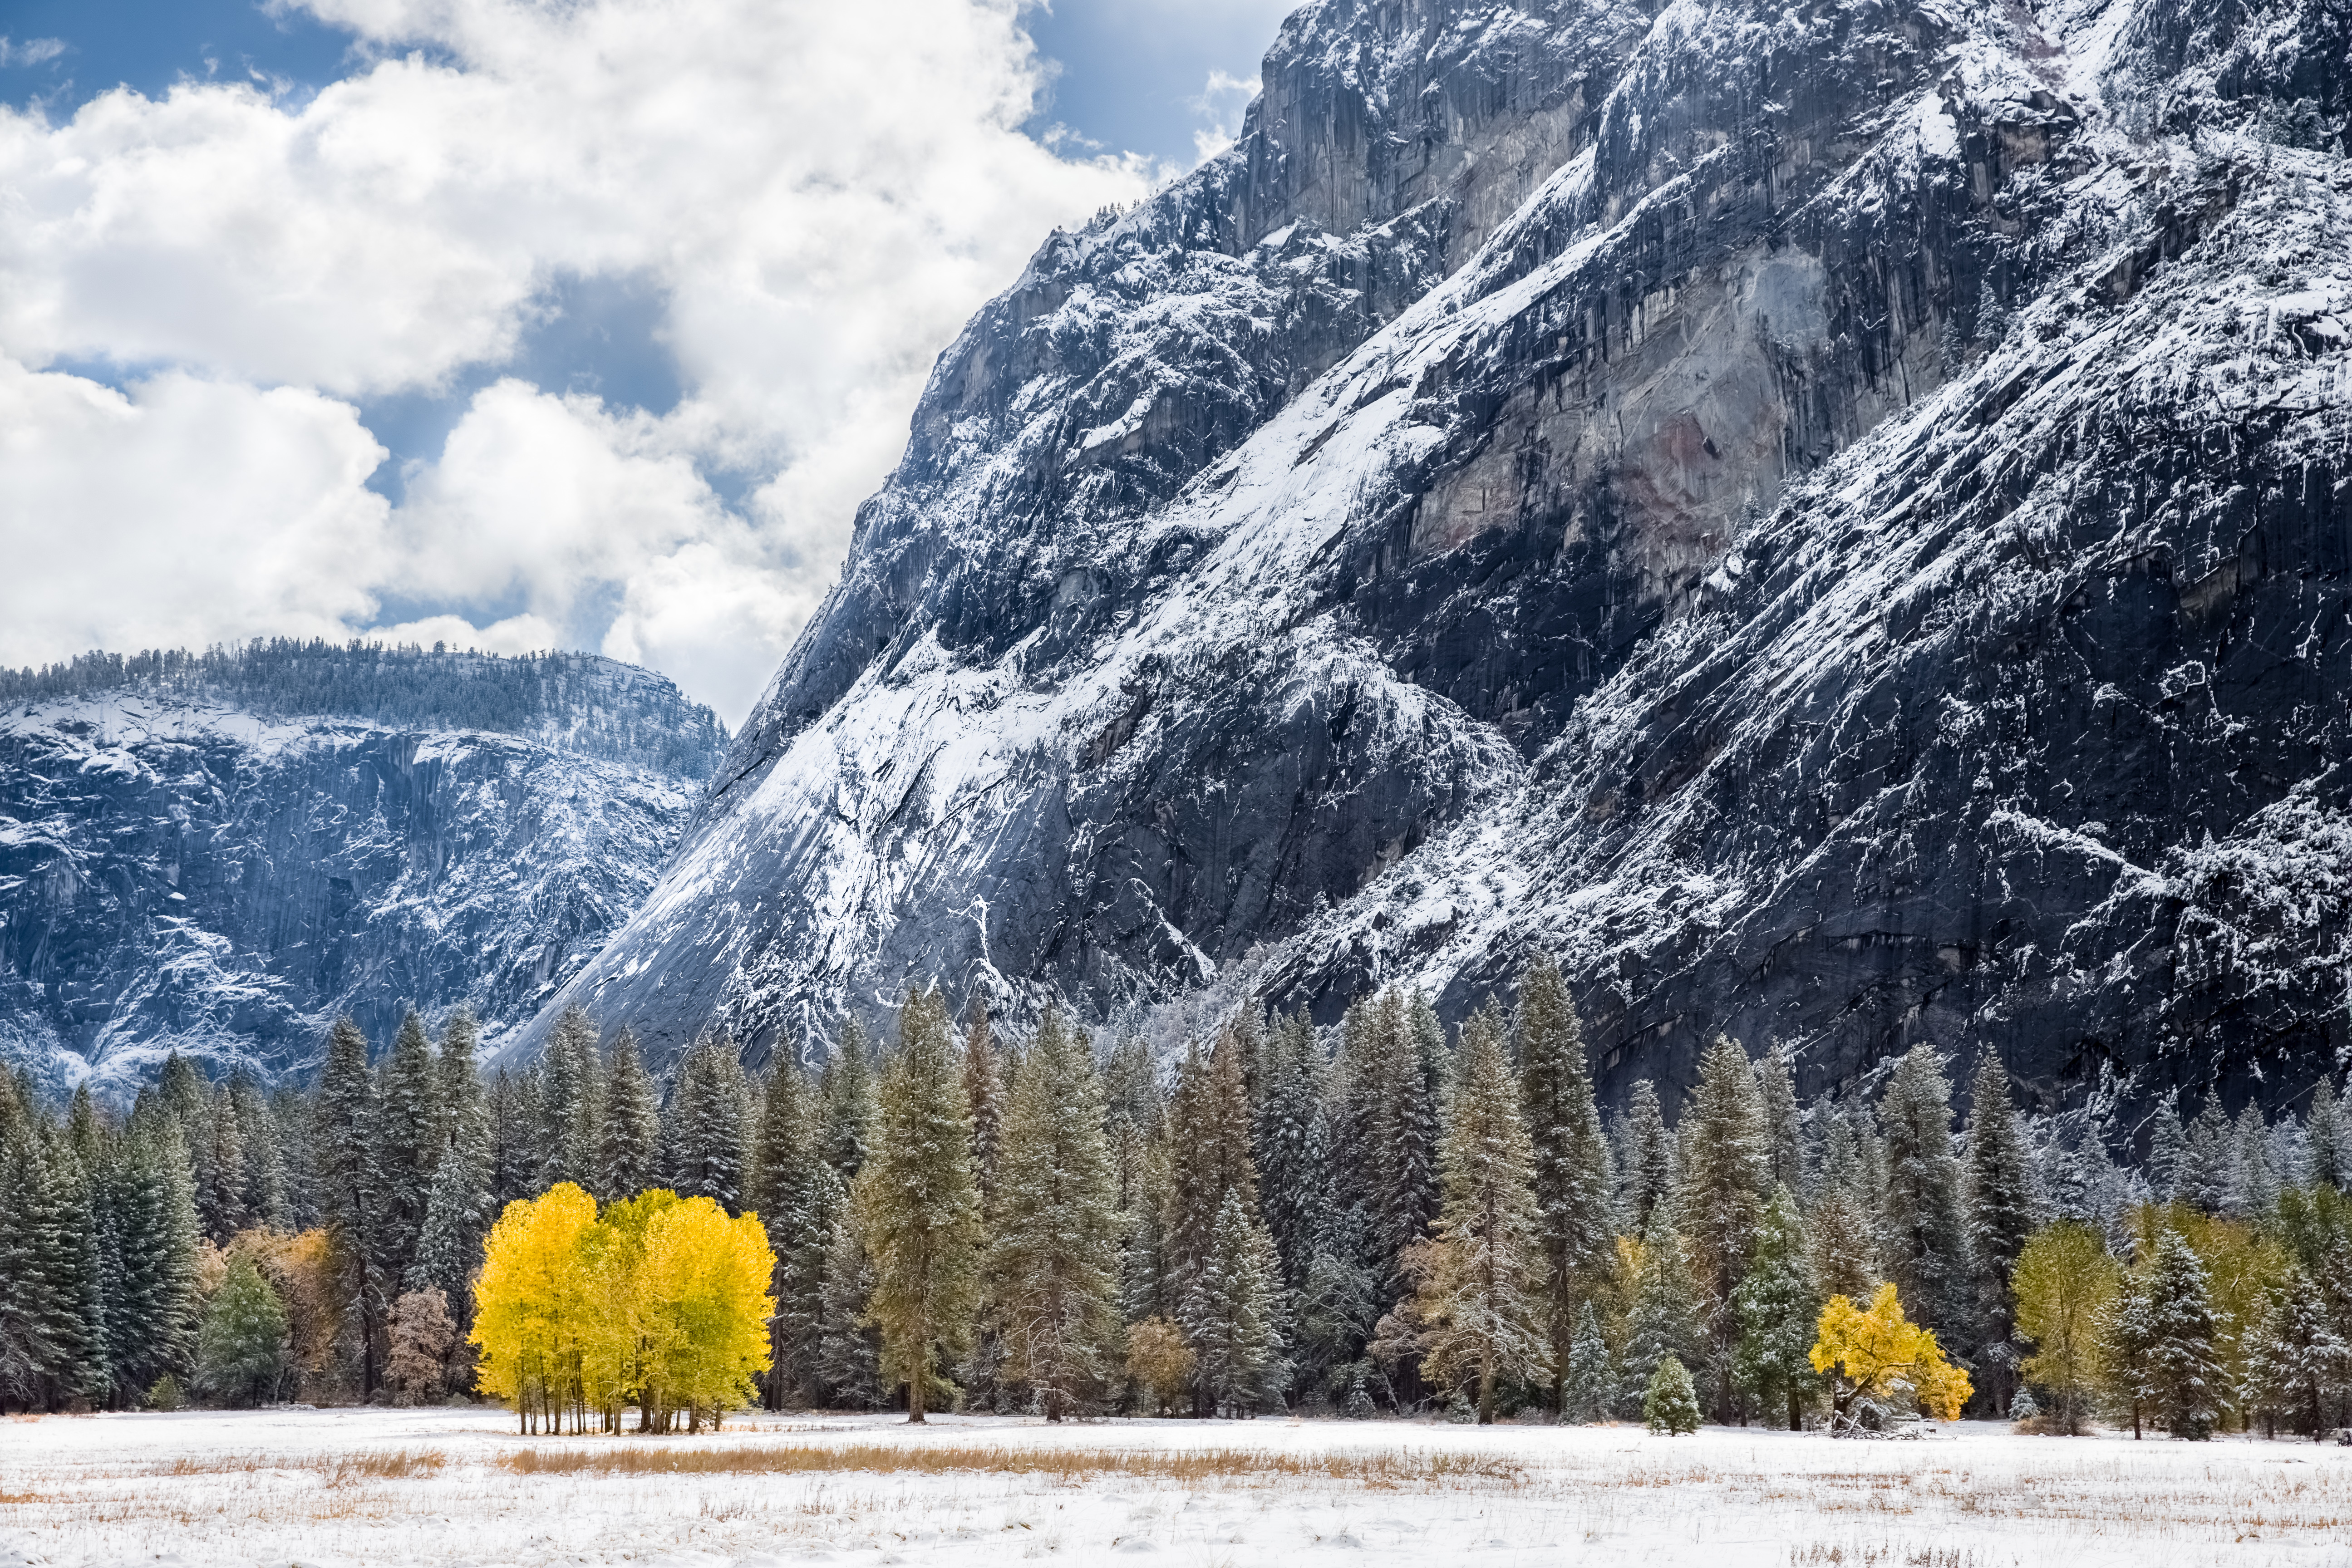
(2145, 1104, 2188, 1202)
(667, 1035, 751, 1211)
(1621, 1209, 1703, 1414)
(821, 1016, 877, 1182)
(2245, 1265, 2350, 1440)
(1562, 1300, 1611, 1424)
(1679, 1035, 1770, 1414)
(1756, 1045, 1805, 1193)
(1164, 1035, 1261, 1308)
(1620, 1081, 1676, 1232)
(961, 996, 1004, 1210)
(0, 1070, 47, 1410)
(1412, 1003, 1544, 1424)
(539, 1006, 604, 1190)
(229, 1076, 290, 1232)
(1181, 1189, 1281, 1416)
(1964, 1055, 2037, 1414)
(488, 1068, 541, 1205)
(1376, 989, 1443, 1283)
(817, 1214, 882, 1407)
(157, 1052, 209, 1133)
(314, 1016, 380, 1392)
(850, 984, 982, 1422)
(596, 1027, 661, 1201)
(436, 1007, 485, 1157)
(2308, 1078, 2345, 1190)
(2180, 1098, 2232, 1211)
(1256, 1011, 1332, 1293)
(1644, 1353, 1701, 1434)
(2139, 1227, 2222, 1439)
(1121, 1132, 1178, 1327)
(987, 1005, 1122, 1419)
(1515, 957, 1612, 1413)
(2227, 1105, 2281, 1219)
(96, 1111, 200, 1404)
(1734, 1185, 1821, 1430)
(1878, 1045, 1970, 1333)
(197, 1085, 251, 1244)
(750, 1058, 839, 1406)
(371, 1010, 441, 1288)
(406, 1140, 485, 1314)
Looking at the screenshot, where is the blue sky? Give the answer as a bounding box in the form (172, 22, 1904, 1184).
(0, 0, 1297, 723)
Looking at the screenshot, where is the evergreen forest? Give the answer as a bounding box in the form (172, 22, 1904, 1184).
(5, 959, 2350, 1441)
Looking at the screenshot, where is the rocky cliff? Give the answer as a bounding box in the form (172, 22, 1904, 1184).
(522, 0, 2352, 1121)
(0, 646, 725, 1097)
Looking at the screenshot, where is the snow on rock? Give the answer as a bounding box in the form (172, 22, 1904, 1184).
(519, 0, 2349, 1120)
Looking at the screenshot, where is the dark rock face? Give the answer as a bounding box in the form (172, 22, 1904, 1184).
(525, 0, 2352, 1123)
(0, 654, 723, 1096)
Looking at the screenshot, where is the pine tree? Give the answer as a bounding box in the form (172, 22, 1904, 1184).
(850, 984, 982, 1422)
(987, 1005, 1122, 1420)
(1756, 1045, 1805, 1192)
(2180, 1098, 2232, 1212)
(230, 1076, 290, 1232)
(2145, 1103, 2188, 1201)
(750, 1058, 839, 1406)
(1256, 1011, 1332, 1293)
(821, 1016, 877, 1182)
(1964, 1055, 2037, 1415)
(2308, 1078, 2346, 1190)
(488, 1067, 541, 1205)
(1644, 1353, 1701, 1434)
(197, 1085, 251, 1244)
(817, 1214, 882, 1408)
(1879, 1045, 1970, 1334)
(1165, 1034, 1261, 1310)
(0, 1069, 44, 1410)
(2140, 1227, 2222, 1439)
(1678, 1035, 1770, 1416)
(1181, 1189, 1281, 1416)
(2227, 1105, 2281, 1219)
(596, 1027, 661, 1201)
(314, 1016, 380, 1392)
(157, 1052, 209, 1133)
(1621, 1209, 1703, 1415)
(2245, 1265, 2351, 1440)
(1412, 1002, 1544, 1424)
(371, 1010, 441, 1290)
(538, 1005, 604, 1190)
(667, 1035, 751, 1212)
(1561, 1301, 1611, 1423)
(1121, 1132, 1178, 1327)
(1733, 1185, 1820, 1430)
(406, 1140, 486, 1312)
(1620, 1081, 1676, 1232)
(436, 1007, 485, 1159)
(962, 995, 1005, 1210)
(95, 1110, 200, 1405)
(1515, 956, 1612, 1413)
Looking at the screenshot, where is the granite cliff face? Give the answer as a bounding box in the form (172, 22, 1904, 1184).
(0, 649, 724, 1096)
(526, 0, 2352, 1119)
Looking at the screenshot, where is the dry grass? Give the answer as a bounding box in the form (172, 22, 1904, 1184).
(498, 1440, 1523, 1488)
(156, 1448, 448, 1483)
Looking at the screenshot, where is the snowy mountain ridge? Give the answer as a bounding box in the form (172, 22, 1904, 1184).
(521, 0, 2348, 1121)
(0, 652, 725, 1098)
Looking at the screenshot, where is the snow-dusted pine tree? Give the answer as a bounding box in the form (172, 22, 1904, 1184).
(1619, 1081, 1676, 1233)
(596, 1027, 661, 1202)
(850, 984, 982, 1423)
(1756, 1045, 1805, 1194)
(666, 1035, 750, 1212)
(1412, 1003, 1543, 1425)
(821, 1016, 877, 1183)
(1561, 1300, 1611, 1424)
(538, 1006, 604, 1192)
(1734, 1185, 1820, 1430)
(2140, 1228, 2222, 1439)
(1964, 1055, 2037, 1415)
(1879, 1045, 1970, 1333)
(1181, 1189, 1281, 1416)
(2245, 1265, 2351, 1440)
(2307, 1078, 2345, 1190)
(985, 1005, 1122, 1419)
(1515, 956, 1612, 1413)
(1678, 1035, 1770, 1414)
(1620, 1209, 1703, 1415)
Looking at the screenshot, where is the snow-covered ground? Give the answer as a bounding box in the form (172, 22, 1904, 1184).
(4, 1408, 2349, 1568)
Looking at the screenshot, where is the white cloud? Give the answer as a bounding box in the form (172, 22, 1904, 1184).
(0, 38, 69, 68)
(0, 0, 1155, 724)
(0, 360, 390, 667)
(1190, 67, 1259, 163)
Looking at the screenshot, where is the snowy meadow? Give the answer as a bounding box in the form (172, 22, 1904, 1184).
(4, 1408, 2350, 1568)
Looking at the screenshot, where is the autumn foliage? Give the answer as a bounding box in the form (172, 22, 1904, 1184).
(470, 1182, 774, 1433)
(1808, 1283, 1972, 1428)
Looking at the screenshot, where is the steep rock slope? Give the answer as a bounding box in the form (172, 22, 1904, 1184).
(0, 649, 725, 1096)
(531, 0, 2352, 1121)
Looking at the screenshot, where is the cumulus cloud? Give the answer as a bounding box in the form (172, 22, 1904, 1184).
(0, 0, 1155, 723)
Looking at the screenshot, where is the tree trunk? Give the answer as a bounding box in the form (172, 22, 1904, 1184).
(908, 1371, 926, 1424)
(1788, 1389, 1802, 1432)
(1478, 1363, 1497, 1426)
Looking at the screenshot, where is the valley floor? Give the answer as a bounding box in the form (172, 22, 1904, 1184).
(1, 1406, 2347, 1568)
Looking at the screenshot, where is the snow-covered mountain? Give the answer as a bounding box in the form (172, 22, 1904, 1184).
(0, 646, 725, 1097)
(522, 0, 2350, 1119)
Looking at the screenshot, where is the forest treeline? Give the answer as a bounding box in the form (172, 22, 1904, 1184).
(4, 957, 2351, 1437)
(0, 639, 726, 777)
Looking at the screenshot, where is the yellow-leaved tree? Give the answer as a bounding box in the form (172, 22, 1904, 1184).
(1808, 1282, 1971, 1431)
(637, 1195, 776, 1433)
(471, 1183, 602, 1434)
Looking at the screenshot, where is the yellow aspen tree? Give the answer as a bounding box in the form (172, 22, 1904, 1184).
(470, 1183, 600, 1434)
(639, 1195, 776, 1432)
